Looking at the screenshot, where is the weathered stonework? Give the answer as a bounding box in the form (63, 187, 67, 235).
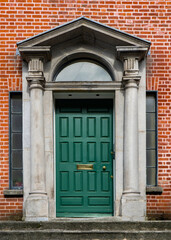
(116, 47, 147, 220)
(0, 0, 170, 221)
(28, 58, 43, 76)
(22, 52, 51, 221)
(18, 17, 150, 221)
(123, 58, 139, 76)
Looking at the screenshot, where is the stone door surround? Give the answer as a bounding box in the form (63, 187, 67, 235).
(18, 17, 150, 221)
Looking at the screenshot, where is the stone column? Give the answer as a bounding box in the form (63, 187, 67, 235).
(116, 47, 148, 221)
(123, 58, 141, 195)
(25, 57, 48, 221)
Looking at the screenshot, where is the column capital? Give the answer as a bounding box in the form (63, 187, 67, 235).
(26, 57, 45, 90)
(19, 46, 51, 89)
(116, 46, 148, 77)
(18, 46, 51, 63)
(116, 46, 149, 62)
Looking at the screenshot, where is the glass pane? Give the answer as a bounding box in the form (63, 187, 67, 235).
(147, 167, 156, 186)
(12, 170, 23, 188)
(146, 131, 156, 149)
(12, 114, 22, 132)
(146, 113, 155, 130)
(146, 95, 155, 112)
(55, 61, 113, 82)
(11, 94, 22, 113)
(12, 150, 22, 168)
(147, 150, 156, 167)
(12, 133, 22, 149)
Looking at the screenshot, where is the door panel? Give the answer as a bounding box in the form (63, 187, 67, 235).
(56, 99, 113, 217)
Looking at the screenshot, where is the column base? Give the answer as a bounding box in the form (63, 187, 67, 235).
(24, 193, 49, 221)
(121, 193, 146, 221)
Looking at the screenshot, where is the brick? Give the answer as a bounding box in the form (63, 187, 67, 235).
(0, 0, 171, 220)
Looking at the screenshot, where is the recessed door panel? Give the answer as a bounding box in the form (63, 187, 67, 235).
(101, 117, 110, 137)
(56, 99, 113, 217)
(87, 171, 96, 191)
(101, 142, 110, 162)
(101, 171, 110, 191)
(60, 142, 69, 162)
(87, 117, 96, 137)
(87, 142, 96, 162)
(74, 117, 82, 137)
(74, 171, 83, 191)
(60, 117, 68, 137)
(60, 172, 69, 191)
(74, 142, 83, 162)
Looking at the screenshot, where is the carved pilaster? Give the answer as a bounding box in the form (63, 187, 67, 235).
(18, 47, 51, 221)
(116, 46, 148, 220)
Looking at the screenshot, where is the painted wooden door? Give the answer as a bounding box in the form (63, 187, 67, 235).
(56, 99, 113, 217)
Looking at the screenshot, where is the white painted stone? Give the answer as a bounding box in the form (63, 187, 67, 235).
(25, 194, 49, 221)
(28, 58, 43, 75)
(22, 63, 31, 214)
(44, 115, 53, 138)
(116, 50, 147, 220)
(115, 89, 124, 217)
(23, 55, 49, 221)
(45, 151, 55, 218)
(44, 91, 55, 219)
(23, 148, 30, 200)
(124, 58, 139, 76)
(44, 91, 53, 116)
(49, 44, 120, 82)
(30, 87, 46, 192)
(138, 59, 147, 200)
(121, 194, 146, 221)
(19, 19, 149, 221)
(123, 79, 139, 194)
(45, 137, 53, 152)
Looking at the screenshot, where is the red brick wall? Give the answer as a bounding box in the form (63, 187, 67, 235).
(0, 0, 170, 220)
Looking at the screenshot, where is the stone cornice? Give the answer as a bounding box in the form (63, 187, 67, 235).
(18, 46, 51, 62)
(116, 46, 149, 61)
(17, 17, 151, 49)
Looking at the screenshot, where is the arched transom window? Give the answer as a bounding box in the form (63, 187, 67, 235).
(54, 60, 113, 82)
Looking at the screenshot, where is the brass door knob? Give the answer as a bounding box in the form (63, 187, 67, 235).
(102, 166, 106, 170)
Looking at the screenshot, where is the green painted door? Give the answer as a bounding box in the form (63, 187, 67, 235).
(56, 99, 113, 217)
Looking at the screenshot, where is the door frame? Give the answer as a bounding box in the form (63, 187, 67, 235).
(54, 92, 115, 217)
(20, 17, 148, 221)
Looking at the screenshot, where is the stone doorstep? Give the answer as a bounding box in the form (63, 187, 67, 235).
(0, 229, 171, 233)
(0, 221, 170, 240)
(0, 220, 170, 231)
(0, 229, 170, 240)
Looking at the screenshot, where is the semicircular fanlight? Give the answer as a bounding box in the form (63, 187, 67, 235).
(54, 60, 113, 82)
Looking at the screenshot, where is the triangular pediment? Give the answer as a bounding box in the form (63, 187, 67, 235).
(17, 17, 150, 49)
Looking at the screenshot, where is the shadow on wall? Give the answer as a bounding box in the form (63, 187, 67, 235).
(147, 213, 171, 220)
